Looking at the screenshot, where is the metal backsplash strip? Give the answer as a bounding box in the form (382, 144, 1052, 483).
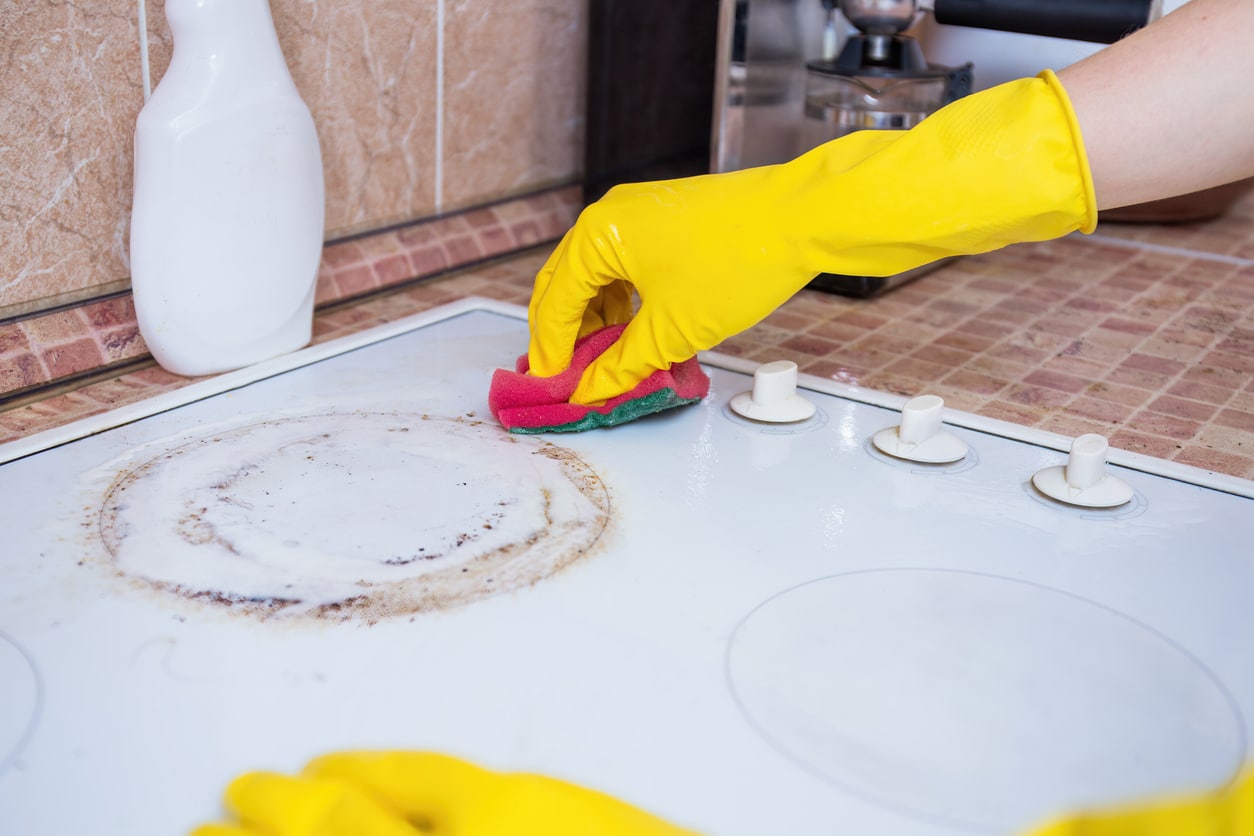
(0, 186, 580, 406)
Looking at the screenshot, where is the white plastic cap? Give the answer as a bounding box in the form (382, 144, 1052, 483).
(899, 394, 945, 444)
(730, 361, 816, 423)
(753, 361, 799, 404)
(872, 394, 968, 464)
(1065, 433, 1109, 490)
(1032, 433, 1134, 508)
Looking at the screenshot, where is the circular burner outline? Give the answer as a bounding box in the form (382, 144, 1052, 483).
(0, 631, 43, 777)
(92, 413, 612, 622)
(724, 567, 1247, 832)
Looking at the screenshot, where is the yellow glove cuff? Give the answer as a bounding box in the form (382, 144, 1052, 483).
(1039, 69, 1098, 234)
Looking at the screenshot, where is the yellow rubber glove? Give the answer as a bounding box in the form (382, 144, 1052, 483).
(191, 751, 699, 836)
(192, 751, 1253, 836)
(1025, 768, 1254, 836)
(528, 70, 1096, 404)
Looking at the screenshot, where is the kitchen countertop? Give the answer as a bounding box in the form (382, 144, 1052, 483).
(3, 200, 1252, 482)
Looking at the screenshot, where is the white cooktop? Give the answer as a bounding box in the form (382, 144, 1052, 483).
(1, 299, 1250, 836)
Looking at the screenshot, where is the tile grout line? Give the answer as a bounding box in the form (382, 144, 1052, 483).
(137, 0, 152, 100)
(434, 0, 445, 213)
(1083, 231, 1254, 268)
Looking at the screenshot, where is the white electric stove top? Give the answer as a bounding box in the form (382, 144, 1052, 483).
(1, 299, 1250, 836)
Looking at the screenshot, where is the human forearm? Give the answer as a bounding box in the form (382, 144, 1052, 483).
(1058, 0, 1254, 210)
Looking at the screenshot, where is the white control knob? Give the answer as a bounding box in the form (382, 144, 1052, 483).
(1032, 433, 1134, 508)
(730, 360, 816, 423)
(872, 394, 968, 464)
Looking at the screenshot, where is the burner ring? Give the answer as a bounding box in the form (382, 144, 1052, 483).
(726, 568, 1245, 831)
(0, 632, 40, 776)
(93, 413, 610, 622)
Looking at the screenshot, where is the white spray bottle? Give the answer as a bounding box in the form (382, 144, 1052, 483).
(130, 0, 324, 377)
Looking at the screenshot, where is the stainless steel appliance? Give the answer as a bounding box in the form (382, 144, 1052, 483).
(1, 298, 1250, 835)
(802, 0, 973, 150)
(712, 0, 1159, 296)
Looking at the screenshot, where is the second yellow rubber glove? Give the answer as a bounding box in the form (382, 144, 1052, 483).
(528, 70, 1096, 404)
(192, 750, 1253, 836)
(191, 751, 698, 836)
(1026, 768, 1254, 836)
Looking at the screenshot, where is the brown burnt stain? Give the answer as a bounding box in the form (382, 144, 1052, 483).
(93, 413, 612, 625)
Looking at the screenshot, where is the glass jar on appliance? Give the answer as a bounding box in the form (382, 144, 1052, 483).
(802, 67, 955, 148)
(801, 0, 971, 150)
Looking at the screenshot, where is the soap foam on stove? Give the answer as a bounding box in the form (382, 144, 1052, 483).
(87, 412, 610, 621)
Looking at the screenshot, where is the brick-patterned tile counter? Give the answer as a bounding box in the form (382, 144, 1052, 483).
(3, 196, 1252, 482)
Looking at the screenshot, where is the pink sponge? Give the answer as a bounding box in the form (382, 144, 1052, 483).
(488, 325, 710, 433)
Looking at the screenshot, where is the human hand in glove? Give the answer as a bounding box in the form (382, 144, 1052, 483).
(191, 750, 699, 836)
(527, 70, 1096, 405)
(1024, 767, 1254, 836)
(193, 749, 1253, 836)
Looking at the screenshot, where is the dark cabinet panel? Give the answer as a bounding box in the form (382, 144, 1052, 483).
(584, 0, 721, 203)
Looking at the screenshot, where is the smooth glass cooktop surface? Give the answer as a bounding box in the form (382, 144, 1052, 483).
(1, 300, 1250, 836)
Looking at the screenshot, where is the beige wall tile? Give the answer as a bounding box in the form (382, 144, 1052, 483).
(145, 0, 441, 238)
(0, 1, 144, 316)
(273, 0, 441, 236)
(1, 0, 585, 319)
(442, 0, 586, 210)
